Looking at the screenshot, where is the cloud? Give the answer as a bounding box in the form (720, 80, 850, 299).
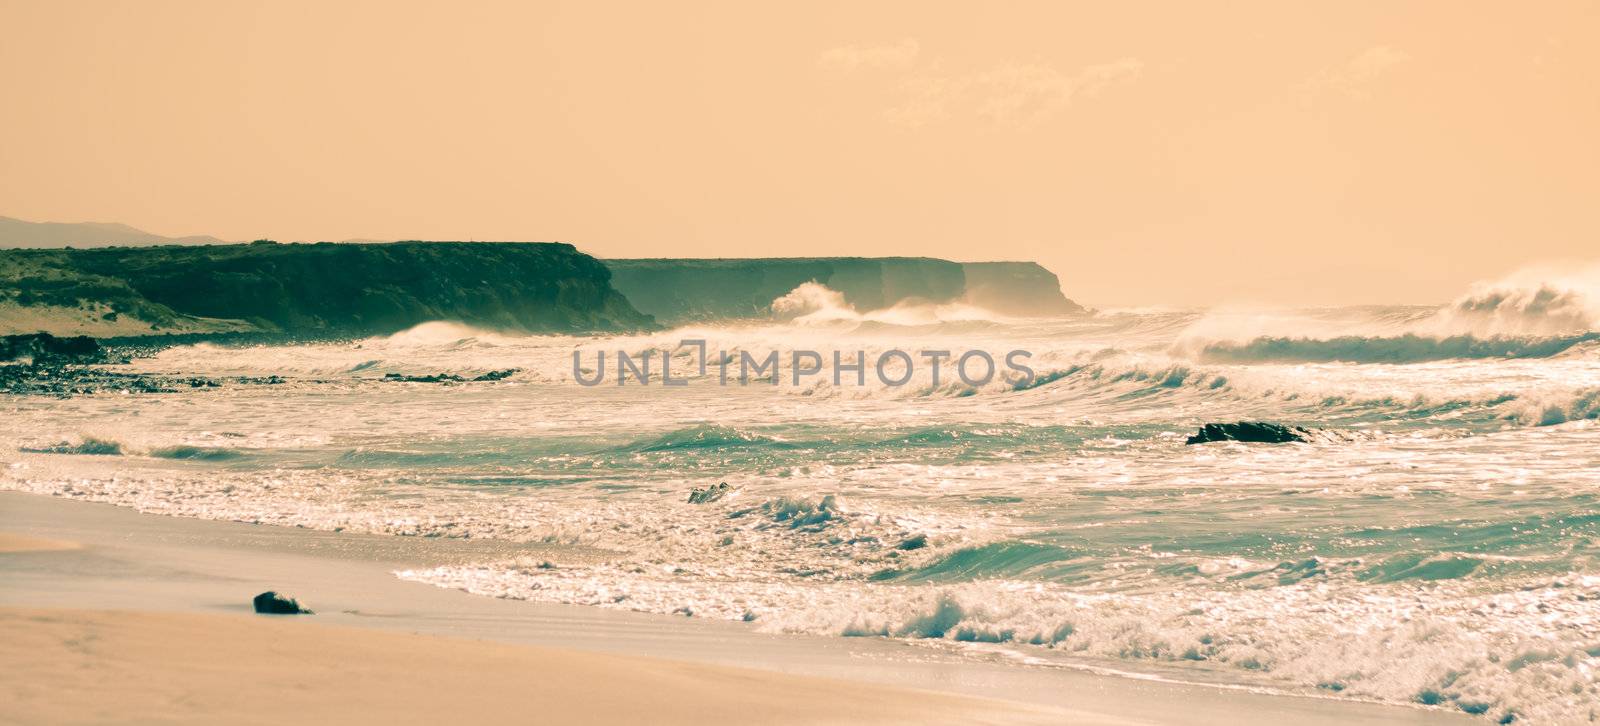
(972, 59, 1144, 127)
(817, 40, 1142, 128)
(1345, 46, 1411, 79)
(1299, 45, 1412, 101)
(882, 75, 971, 127)
(886, 58, 1144, 128)
(817, 39, 921, 72)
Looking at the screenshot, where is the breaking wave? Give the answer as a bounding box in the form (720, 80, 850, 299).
(147, 445, 246, 461)
(1430, 265, 1600, 336)
(618, 424, 794, 452)
(770, 282, 1010, 327)
(1198, 332, 1600, 364)
(19, 436, 124, 456)
(18, 437, 252, 460)
(1175, 266, 1600, 367)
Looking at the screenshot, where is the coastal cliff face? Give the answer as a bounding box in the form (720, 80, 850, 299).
(0, 241, 653, 336)
(605, 257, 965, 321)
(605, 258, 1080, 322)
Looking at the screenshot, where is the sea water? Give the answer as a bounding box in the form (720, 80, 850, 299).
(4, 276, 1599, 723)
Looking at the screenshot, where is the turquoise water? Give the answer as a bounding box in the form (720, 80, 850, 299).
(4, 289, 1600, 722)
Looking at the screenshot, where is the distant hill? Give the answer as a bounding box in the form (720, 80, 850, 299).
(0, 216, 228, 248)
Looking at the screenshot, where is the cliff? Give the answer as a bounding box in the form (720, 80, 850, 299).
(959, 262, 1085, 315)
(604, 258, 1080, 322)
(0, 241, 654, 336)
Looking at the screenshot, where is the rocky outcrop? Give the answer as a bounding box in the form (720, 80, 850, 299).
(1185, 421, 1317, 445)
(688, 481, 732, 504)
(252, 591, 312, 614)
(0, 333, 103, 363)
(381, 369, 520, 383)
(1, 241, 655, 336)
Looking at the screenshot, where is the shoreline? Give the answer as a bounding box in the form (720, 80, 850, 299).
(0, 491, 1472, 724)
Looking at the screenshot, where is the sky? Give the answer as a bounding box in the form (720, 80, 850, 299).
(1, 1, 1596, 307)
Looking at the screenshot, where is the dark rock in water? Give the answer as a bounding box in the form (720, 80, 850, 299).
(253, 591, 312, 614)
(381, 369, 519, 383)
(896, 534, 929, 551)
(0, 333, 103, 363)
(688, 481, 731, 504)
(0, 348, 274, 397)
(1186, 421, 1315, 445)
(382, 372, 464, 383)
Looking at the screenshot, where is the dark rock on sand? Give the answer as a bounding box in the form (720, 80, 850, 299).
(1186, 421, 1316, 445)
(253, 591, 312, 614)
(688, 481, 731, 504)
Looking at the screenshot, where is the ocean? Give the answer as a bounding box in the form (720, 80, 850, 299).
(4, 279, 1598, 723)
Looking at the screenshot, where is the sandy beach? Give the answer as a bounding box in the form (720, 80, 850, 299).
(4, 608, 1075, 725)
(0, 492, 1471, 725)
(0, 532, 79, 553)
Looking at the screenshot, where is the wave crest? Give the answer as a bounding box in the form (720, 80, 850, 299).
(1433, 274, 1600, 336)
(769, 282, 1010, 327)
(620, 424, 791, 452)
(19, 436, 124, 456)
(1199, 333, 1600, 364)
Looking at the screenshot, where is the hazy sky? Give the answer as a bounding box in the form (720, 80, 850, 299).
(2, 1, 1595, 306)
